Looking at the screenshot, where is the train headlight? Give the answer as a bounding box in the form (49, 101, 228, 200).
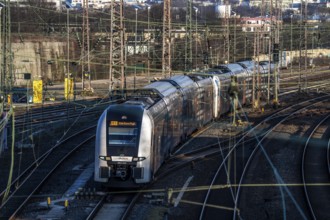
(132, 157, 146, 162)
(99, 156, 111, 161)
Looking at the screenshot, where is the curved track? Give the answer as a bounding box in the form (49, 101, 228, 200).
(197, 94, 330, 219)
(0, 126, 96, 219)
(233, 97, 328, 219)
(302, 114, 330, 220)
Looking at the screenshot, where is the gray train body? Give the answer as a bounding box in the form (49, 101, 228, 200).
(95, 60, 274, 187)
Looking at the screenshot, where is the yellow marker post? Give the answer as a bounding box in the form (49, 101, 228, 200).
(33, 80, 43, 104)
(7, 95, 11, 105)
(47, 197, 51, 208)
(64, 77, 74, 101)
(167, 188, 173, 205)
(64, 199, 69, 211)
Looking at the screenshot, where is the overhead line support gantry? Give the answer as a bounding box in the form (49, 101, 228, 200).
(162, 0, 172, 78)
(109, 0, 125, 91)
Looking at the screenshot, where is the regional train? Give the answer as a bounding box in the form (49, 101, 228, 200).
(94, 60, 276, 187)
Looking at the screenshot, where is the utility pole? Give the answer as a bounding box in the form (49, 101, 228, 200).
(82, 0, 91, 91)
(185, 0, 192, 72)
(204, 26, 210, 69)
(134, 8, 138, 90)
(109, 0, 125, 91)
(304, 0, 308, 89)
(2, 1, 12, 100)
(233, 12, 237, 62)
(267, 26, 272, 104)
(147, 6, 151, 83)
(252, 31, 256, 108)
(225, 0, 230, 63)
(298, 0, 303, 92)
(194, 7, 198, 69)
(267, 0, 274, 104)
(244, 32, 247, 59)
(273, 0, 280, 104)
(162, 0, 171, 78)
(290, 14, 293, 76)
(256, 27, 261, 109)
(261, 0, 265, 53)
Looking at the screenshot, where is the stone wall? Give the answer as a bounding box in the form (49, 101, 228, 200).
(12, 40, 71, 86)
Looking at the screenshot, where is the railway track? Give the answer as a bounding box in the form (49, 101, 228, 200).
(86, 192, 139, 220)
(86, 94, 330, 220)
(328, 136, 330, 175)
(198, 94, 330, 219)
(109, 94, 330, 220)
(301, 114, 330, 219)
(0, 126, 96, 219)
(2, 74, 328, 219)
(12, 98, 113, 129)
(231, 96, 330, 219)
(88, 124, 236, 220)
(0, 101, 108, 200)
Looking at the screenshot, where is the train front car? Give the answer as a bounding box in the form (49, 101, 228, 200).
(95, 104, 153, 188)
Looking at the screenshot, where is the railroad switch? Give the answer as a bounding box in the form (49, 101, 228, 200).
(144, 188, 174, 207)
(74, 187, 96, 200)
(144, 192, 165, 205)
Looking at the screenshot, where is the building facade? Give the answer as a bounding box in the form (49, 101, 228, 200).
(241, 16, 281, 32)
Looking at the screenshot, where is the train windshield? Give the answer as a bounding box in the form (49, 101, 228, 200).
(108, 127, 138, 147)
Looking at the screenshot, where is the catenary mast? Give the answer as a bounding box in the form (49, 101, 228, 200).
(185, 0, 192, 72)
(109, 0, 125, 91)
(82, 0, 91, 91)
(162, 0, 171, 78)
(1, 0, 12, 99)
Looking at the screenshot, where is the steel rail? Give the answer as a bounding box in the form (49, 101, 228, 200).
(301, 114, 330, 220)
(7, 135, 95, 219)
(0, 126, 96, 212)
(231, 96, 330, 220)
(328, 138, 330, 175)
(193, 94, 330, 219)
(85, 194, 107, 220)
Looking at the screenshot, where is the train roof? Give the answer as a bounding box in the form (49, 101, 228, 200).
(144, 80, 179, 97)
(225, 63, 247, 74)
(112, 75, 202, 109)
(144, 75, 195, 97)
(207, 69, 223, 74)
(237, 60, 256, 72)
(168, 75, 196, 88)
(190, 71, 232, 81)
(213, 65, 231, 73)
(237, 60, 255, 68)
